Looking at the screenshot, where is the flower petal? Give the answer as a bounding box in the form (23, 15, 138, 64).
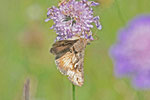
(87, 1, 99, 6)
(45, 18, 50, 22)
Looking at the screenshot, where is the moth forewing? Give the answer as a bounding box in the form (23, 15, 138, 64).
(50, 39, 78, 57)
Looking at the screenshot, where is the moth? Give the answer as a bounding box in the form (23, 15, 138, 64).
(50, 37, 89, 86)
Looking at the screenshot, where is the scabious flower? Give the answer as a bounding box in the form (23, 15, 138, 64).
(45, 0, 102, 40)
(110, 15, 150, 89)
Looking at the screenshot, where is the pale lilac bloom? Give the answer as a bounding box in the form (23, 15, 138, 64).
(45, 0, 102, 40)
(110, 15, 150, 89)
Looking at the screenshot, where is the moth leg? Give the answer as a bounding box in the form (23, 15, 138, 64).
(72, 46, 78, 54)
(72, 46, 81, 69)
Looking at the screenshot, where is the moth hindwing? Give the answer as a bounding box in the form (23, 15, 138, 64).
(50, 38, 87, 86)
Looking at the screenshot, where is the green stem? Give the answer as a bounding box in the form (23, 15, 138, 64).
(137, 0, 141, 12)
(137, 91, 145, 100)
(72, 84, 75, 100)
(115, 0, 126, 24)
(124, 80, 145, 100)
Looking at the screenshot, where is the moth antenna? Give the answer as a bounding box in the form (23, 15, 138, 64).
(93, 33, 99, 41)
(92, 29, 100, 41)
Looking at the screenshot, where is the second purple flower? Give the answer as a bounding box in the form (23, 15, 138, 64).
(110, 15, 150, 89)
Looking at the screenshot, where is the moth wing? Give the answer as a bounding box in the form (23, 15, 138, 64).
(67, 50, 85, 86)
(55, 48, 85, 86)
(55, 51, 74, 75)
(50, 40, 78, 55)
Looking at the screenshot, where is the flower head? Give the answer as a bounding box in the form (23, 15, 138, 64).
(45, 0, 102, 40)
(110, 15, 150, 89)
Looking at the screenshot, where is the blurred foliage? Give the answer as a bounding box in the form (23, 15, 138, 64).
(0, 0, 150, 100)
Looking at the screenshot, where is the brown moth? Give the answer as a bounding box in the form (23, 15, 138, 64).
(50, 37, 88, 86)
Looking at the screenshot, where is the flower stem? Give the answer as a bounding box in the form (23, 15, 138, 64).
(115, 0, 126, 24)
(72, 84, 75, 100)
(137, 0, 141, 12)
(137, 91, 145, 100)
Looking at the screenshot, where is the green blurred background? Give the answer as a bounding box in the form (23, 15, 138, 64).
(0, 0, 150, 100)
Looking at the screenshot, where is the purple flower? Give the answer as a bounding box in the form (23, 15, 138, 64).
(110, 15, 150, 89)
(45, 0, 102, 40)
